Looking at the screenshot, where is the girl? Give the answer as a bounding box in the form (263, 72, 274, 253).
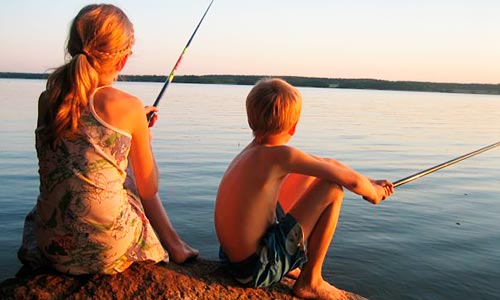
(18, 4, 197, 275)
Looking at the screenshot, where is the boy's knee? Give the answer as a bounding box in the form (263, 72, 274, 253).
(316, 179, 344, 202)
(328, 182, 344, 200)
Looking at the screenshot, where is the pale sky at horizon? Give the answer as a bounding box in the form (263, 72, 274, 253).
(1, 0, 500, 84)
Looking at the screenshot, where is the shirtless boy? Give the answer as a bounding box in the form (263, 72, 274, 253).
(214, 78, 394, 299)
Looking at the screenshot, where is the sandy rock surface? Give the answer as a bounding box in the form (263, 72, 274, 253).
(0, 259, 302, 300)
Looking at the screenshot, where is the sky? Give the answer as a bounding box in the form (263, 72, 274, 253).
(1, 0, 500, 84)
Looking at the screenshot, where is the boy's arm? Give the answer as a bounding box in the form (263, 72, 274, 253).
(310, 154, 393, 202)
(285, 148, 393, 204)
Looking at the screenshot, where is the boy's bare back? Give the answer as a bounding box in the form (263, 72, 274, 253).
(214, 142, 292, 262)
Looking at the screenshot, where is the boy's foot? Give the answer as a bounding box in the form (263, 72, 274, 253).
(293, 279, 359, 300)
(285, 267, 301, 280)
(169, 240, 199, 264)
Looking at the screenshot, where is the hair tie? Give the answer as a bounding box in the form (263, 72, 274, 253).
(74, 50, 89, 59)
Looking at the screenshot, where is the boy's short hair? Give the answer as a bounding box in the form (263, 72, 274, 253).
(246, 78, 302, 140)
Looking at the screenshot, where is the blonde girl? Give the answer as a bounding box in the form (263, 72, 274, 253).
(19, 4, 197, 275)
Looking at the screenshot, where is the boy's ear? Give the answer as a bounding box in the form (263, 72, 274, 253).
(288, 122, 297, 136)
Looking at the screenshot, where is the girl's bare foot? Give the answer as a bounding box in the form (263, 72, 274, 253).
(168, 240, 199, 264)
(293, 278, 354, 300)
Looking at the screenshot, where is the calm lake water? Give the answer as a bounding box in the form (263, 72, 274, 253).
(0, 78, 499, 299)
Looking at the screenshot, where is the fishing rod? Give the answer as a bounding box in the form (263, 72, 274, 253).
(393, 141, 500, 188)
(148, 0, 215, 123)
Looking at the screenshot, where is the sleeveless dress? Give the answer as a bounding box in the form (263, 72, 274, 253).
(18, 86, 168, 274)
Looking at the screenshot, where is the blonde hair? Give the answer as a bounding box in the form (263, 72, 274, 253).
(246, 78, 302, 142)
(43, 4, 134, 145)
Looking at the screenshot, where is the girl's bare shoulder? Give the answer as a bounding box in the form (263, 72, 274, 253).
(93, 86, 145, 132)
(97, 86, 142, 106)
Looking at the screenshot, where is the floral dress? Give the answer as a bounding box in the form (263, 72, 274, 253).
(18, 87, 167, 274)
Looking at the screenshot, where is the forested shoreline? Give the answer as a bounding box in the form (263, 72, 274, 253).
(2, 72, 499, 95)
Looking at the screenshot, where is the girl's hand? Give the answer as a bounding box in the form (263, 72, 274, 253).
(144, 106, 159, 128)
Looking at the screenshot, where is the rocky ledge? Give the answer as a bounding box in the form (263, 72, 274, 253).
(0, 258, 302, 300)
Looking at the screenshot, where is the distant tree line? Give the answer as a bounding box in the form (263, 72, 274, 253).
(2, 72, 499, 95)
(0, 72, 49, 80)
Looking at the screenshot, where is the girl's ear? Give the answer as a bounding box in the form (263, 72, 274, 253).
(117, 54, 129, 72)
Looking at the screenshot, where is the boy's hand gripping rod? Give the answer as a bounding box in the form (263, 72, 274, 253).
(393, 141, 500, 188)
(147, 0, 215, 124)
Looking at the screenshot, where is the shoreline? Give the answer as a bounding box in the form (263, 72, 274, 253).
(1, 72, 499, 95)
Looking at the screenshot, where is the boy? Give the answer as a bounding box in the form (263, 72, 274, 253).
(214, 78, 393, 300)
